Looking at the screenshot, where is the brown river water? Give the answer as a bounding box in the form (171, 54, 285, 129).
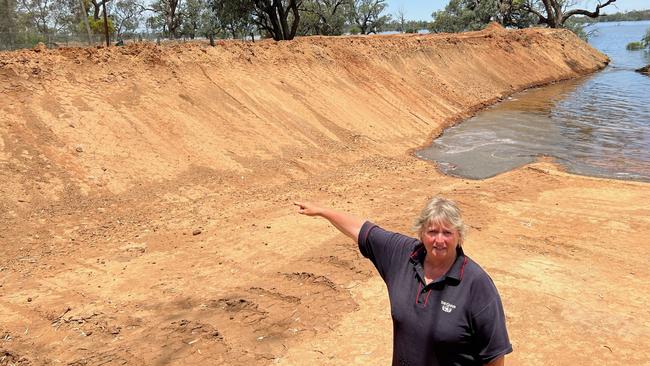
(418, 21, 650, 182)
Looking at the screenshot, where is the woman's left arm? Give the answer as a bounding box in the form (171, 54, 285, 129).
(471, 277, 512, 365)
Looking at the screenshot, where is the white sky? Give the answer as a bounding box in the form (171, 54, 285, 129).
(386, 0, 650, 21)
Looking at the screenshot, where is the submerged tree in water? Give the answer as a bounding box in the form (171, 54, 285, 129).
(626, 27, 650, 51)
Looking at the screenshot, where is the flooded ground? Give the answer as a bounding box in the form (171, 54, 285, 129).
(417, 21, 650, 182)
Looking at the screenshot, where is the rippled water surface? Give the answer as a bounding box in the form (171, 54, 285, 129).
(417, 21, 650, 181)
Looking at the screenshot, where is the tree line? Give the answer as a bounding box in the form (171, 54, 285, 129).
(573, 9, 650, 23)
(429, 0, 619, 34)
(0, 0, 396, 48)
(0, 0, 622, 50)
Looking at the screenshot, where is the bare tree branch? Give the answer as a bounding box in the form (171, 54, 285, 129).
(563, 0, 616, 20)
(522, 1, 548, 24)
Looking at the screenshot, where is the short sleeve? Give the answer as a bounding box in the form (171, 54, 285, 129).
(358, 221, 418, 282)
(470, 279, 513, 363)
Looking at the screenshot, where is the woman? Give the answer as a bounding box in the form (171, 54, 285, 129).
(294, 197, 512, 366)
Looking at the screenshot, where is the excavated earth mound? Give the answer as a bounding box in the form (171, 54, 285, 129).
(1, 28, 649, 365)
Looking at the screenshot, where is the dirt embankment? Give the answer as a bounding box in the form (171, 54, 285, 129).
(1, 27, 649, 365)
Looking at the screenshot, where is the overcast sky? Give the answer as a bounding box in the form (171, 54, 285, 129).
(386, 0, 650, 21)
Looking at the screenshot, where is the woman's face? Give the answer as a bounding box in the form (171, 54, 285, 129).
(421, 220, 460, 262)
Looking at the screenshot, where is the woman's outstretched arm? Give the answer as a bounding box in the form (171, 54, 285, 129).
(294, 201, 365, 242)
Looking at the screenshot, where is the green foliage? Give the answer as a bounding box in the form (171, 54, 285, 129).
(249, 0, 302, 40)
(146, 14, 166, 35)
(207, 0, 255, 39)
(113, 0, 144, 38)
(150, 0, 184, 38)
(430, 0, 536, 34)
(299, 0, 349, 36)
(404, 21, 429, 33)
(563, 18, 590, 41)
(349, 0, 391, 34)
(626, 41, 644, 50)
(0, 0, 17, 49)
(429, 0, 620, 32)
(624, 28, 650, 50)
(298, 6, 322, 35)
(0, 31, 46, 50)
(384, 19, 431, 33)
(180, 0, 204, 39)
(430, 0, 496, 33)
(198, 4, 219, 40)
(87, 16, 115, 35)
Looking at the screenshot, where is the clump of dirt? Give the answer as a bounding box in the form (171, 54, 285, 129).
(483, 21, 507, 33)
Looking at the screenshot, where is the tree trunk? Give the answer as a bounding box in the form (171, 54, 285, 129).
(167, 0, 181, 39)
(255, 0, 300, 41)
(102, 1, 110, 46)
(530, 0, 617, 28)
(288, 0, 300, 39)
(276, 0, 289, 38)
(266, 4, 283, 40)
(2, 0, 16, 49)
(79, 0, 93, 45)
(91, 0, 102, 20)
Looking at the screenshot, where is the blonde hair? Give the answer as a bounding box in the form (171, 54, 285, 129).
(413, 197, 466, 245)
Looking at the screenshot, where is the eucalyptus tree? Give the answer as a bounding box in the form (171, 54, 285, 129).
(90, 0, 110, 20)
(522, 0, 616, 28)
(299, 0, 349, 36)
(17, 0, 78, 39)
(145, 11, 166, 36)
(431, 0, 535, 33)
(199, 0, 218, 44)
(111, 0, 144, 39)
(150, 0, 183, 38)
(250, 0, 302, 40)
(211, 0, 256, 39)
(180, 0, 203, 38)
(0, 0, 18, 48)
(348, 0, 390, 35)
(430, 0, 615, 34)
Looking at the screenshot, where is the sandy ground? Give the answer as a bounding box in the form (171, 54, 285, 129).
(1, 25, 649, 365)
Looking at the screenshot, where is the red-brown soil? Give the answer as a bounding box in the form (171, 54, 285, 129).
(1, 27, 648, 365)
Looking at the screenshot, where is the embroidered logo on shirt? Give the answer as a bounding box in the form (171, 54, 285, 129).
(441, 300, 456, 313)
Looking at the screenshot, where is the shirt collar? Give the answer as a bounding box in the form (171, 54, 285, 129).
(409, 244, 467, 284)
(446, 246, 467, 282)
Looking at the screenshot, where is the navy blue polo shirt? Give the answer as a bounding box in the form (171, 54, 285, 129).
(358, 222, 512, 366)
